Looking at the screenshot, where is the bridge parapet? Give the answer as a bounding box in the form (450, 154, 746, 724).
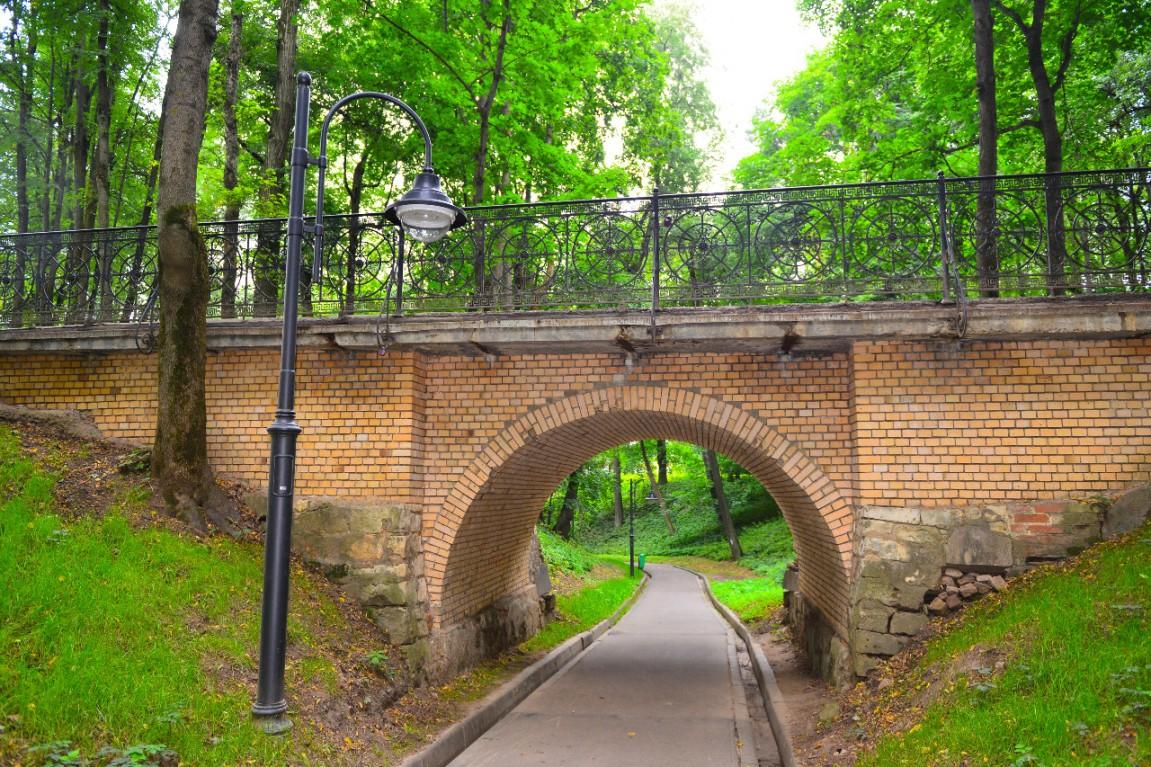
(1, 168, 1148, 329)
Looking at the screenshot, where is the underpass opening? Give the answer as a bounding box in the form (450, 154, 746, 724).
(425, 385, 854, 682)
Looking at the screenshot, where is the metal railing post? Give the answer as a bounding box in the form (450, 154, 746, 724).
(394, 234, 405, 315)
(651, 187, 661, 322)
(936, 171, 952, 302)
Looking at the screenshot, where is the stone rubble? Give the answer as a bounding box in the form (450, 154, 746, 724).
(926, 566, 1008, 616)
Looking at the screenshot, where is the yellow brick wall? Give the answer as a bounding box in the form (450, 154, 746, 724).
(853, 338, 1151, 507)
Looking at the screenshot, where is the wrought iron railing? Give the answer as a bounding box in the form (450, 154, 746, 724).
(1, 168, 1148, 331)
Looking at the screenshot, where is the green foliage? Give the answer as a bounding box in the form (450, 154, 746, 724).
(858, 526, 1151, 766)
(537, 527, 597, 575)
(737, 0, 1151, 187)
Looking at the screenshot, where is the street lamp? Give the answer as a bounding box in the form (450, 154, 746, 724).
(252, 72, 466, 729)
(628, 479, 636, 576)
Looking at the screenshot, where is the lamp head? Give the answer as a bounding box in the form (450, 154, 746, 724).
(384, 169, 467, 243)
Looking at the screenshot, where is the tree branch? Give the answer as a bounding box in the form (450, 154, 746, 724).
(239, 136, 265, 166)
(378, 11, 477, 103)
(479, 0, 512, 112)
(992, 0, 1028, 33)
(1052, 1, 1082, 92)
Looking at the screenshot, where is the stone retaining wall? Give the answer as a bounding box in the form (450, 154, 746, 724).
(256, 496, 435, 674)
(844, 486, 1150, 677)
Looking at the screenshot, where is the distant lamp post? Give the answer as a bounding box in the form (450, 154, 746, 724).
(628, 479, 637, 576)
(252, 72, 466, 730)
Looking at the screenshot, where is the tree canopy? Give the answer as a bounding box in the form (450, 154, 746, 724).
(0, 0, 720, 235)
(734, 0, 1151, 188)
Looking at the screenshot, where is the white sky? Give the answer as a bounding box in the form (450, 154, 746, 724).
(654, 0, 826, 189)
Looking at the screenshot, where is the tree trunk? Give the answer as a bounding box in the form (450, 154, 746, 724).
(656, 439, 668, 485)
(611, 452, 623, 528)
(8, 1, 33, 326)
(996, 0, 1078, 294)
(220, 9, 243, 319)
(640, 440, 676, 535)
(152, 0, 222, 528)
(253, 0, 300, 316)
(121, 117, 164, 322)
(553, 468, 580, 539)
(704, 449, 741, 560)
(343, 155, 369, 313)
(971, 0, 999, 297)
(91, 0, 115, 320)
(1025, 16, 1068, 294)
(470, 0, 510, 204)
(65, 54, 92, 324)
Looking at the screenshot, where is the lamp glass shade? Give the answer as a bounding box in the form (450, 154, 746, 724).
(394, 202, 456, 243)
(383, 169, 467, 244)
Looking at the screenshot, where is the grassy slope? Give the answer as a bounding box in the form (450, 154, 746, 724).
(0, 426, 415, 766)
(855, 525, 1151, 767)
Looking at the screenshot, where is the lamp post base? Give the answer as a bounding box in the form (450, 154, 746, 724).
(252, 707, 293, 735)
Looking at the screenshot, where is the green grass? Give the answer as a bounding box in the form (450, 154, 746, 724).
(0, 426, 359, 766)
(525, 534, 643, 653)
(537, 526, 598, 574)
(858, 527, 1151, 767)
(710, 577, 785, 623)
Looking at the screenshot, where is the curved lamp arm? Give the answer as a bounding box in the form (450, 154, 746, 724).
(310, 91, 438, 281)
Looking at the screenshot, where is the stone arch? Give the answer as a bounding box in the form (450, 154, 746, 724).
(424, 385, 854, 673)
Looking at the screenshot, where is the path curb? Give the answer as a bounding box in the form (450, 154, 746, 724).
(398, 568, 650, 767)
(693, 570, 799, 767)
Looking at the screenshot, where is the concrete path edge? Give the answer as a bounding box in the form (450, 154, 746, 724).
(398, 568, 651, 767)
(690, 569, 800, 767)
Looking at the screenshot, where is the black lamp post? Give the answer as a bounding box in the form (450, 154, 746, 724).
(628, 479, 636, 576)
(252, 72, 466, 729)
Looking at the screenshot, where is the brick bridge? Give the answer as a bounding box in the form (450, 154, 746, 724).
(2, 296, 1150, 682)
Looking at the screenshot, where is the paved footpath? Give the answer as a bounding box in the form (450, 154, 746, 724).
(448, 564, 769, 767)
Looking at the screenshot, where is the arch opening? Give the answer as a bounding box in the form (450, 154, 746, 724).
(425, 386, 853, 680)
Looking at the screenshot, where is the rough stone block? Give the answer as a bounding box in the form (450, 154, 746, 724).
(889, 611, 928, 636)
(1104, 486, 1151, 538)
(853, 653, 881, 678)
(863, 537, 912, 562)
(853, 602, 893, 633)
(371, 606, 418, 645)
(401, 638, 430, 672)
(854, 630, 906, 657)
(958, 582, 979, 598)
(946, 525, 1013, 568)
(863, 506, 922, 525)
(361, 579, 410, 608)
(921, 508, 956, 529)
(892, 585, 928, 611)
(945, 593, 963, 610)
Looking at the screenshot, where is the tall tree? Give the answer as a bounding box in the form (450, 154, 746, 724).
(611, 452, 624, 529)
(253, 0, 300, 316)
(703, 449, 741, 560)
(553, 466, 580, 540)
(656, 439, 668, 485)
(639, 440, 675, 535)
(220, 7, 243, 319)
(972, 0, 999, 297)
(152, 0, 224, 527)
(993, 0, 1081, 291)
